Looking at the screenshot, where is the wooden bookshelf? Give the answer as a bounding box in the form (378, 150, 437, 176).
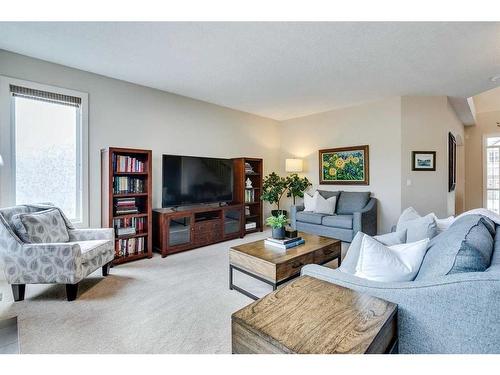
(101, 147, 153, 264)
(232, 158, 263, 233)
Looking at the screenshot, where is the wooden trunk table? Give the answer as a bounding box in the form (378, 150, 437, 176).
(232, 276, 398, 354)
(229, 232, 341, 300)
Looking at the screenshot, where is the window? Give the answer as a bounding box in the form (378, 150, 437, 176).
(1, 80, 88, 226)
(485, 136, 500, 214)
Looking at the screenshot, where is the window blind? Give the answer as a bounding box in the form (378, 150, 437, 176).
(10, 84, 82, 108)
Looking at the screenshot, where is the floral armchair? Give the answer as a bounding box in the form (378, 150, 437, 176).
(0, 204, 114, 301)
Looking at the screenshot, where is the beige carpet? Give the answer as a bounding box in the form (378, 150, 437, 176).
(0, 231, 346, 354)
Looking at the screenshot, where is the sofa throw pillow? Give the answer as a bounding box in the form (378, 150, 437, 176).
(431, 214, 455, 234)
(336, 191, 371, 214)
(12, 208, 70, 243)
(396, 207, 421, 229)
(415, 215, 495, 280)
(340, 230, 407, 275)
(303, 191, 319, 212)
(374, 229, 407, 246)
(397, 213, 437, 242)
(354, 234, 429, 282)
(314, 194, 337, 215)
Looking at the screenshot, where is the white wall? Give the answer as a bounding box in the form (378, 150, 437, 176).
(279, 97, 403, 233)
(0, 50, 282, 226)
(400, 96, 465, 218)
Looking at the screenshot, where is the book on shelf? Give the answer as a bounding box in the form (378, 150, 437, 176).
(117, 236, 145, 257)
(114, 206, 139, 215)
(113, 154, 145, 173)
(245, 221, 257, 230)
(244, 189, 255, 203)
(266, 236, 302, 245)
(115, 197, 136, 206)
(113, 176, 145, 194)
(265, 238, 305, 250)
(116, 227, 136, 237)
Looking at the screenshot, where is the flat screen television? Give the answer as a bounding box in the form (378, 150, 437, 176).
(162, 154, 233, 207)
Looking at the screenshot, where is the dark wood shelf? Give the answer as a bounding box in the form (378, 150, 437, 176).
(102, 147, 153, 265)
(113, 192, 148, 198)
(113, 252, 149, 264)
(114, 172, 149, 176)
(245, 228, 259, 234)
(113, 213, 148, 219)
(115, 232, 149, 240)
(234, 157, 263, 234)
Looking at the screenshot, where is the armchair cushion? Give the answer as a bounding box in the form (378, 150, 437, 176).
(336, 191, 371, 214)
(12, 208, 69, 243)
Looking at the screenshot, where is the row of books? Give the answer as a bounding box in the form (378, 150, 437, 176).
(244, 189, 255, 203)
(116, 237, 146, 257)
(265, 236, 305, 250)
(114, 217, 146, 237)
(113, 176, 145, 194)
(113, 154, 145, 173)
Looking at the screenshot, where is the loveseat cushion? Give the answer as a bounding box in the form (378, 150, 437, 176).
(322, 214, 353, 229)
(296, 211, 325, 225)
(11, 208, 69, 243)
(336, 191, 371, 214)
(415, 214, 495, 280)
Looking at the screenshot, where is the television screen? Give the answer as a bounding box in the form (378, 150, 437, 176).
(162, 155, 233, 207)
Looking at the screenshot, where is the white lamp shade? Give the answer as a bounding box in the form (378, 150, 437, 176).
(285, 158, 303, 172)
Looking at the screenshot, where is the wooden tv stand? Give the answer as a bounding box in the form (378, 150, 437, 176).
(153, 203, 245, 257)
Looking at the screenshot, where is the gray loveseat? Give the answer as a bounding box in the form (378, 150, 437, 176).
(301, 214, 500, 353)
(290, 190, 377, 242)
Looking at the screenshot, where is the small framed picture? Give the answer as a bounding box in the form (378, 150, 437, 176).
(412, 151, 436, 171)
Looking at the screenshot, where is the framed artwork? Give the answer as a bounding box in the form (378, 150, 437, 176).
(319, 145, 369, 185)
(448, 132, 456, 192)
(412, 151, 436, 171)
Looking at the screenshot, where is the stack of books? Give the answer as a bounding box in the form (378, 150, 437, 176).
(113, 155, 145, 173)
(113, 176, 145, 194)
(265, 236, 305, 250)
(117, 237, 145, 257)
(114, 217, 145, 234)
(114, 197, 139, 215)
(245, 189, 255, 203)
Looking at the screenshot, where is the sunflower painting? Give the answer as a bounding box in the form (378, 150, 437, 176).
(319, 145, 369, 185)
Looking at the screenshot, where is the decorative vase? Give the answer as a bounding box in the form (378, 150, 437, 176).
(272, 227, 286, 240)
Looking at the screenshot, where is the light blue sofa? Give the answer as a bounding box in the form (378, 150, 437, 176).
(290, 190, 377, 242)
(301, 214, 500, 353)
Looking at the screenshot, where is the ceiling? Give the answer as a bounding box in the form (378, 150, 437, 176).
(0, 22, 499, 120)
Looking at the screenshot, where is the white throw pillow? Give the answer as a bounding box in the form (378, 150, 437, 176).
(431, 214, 455, 234)
(314, 194, 337, 215)
(396, 207, 421, 229)
(303, 191, 319, 211)
(354, 234, 429, 282)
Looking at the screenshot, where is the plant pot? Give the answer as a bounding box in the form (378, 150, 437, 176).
(271, 209, 288, 217)
(272, 227, 286, 240)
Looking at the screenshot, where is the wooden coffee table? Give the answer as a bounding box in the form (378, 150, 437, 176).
(232, 276, 398, 354)
(229, 232, 341, 300)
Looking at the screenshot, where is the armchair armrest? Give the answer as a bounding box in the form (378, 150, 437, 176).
(3, 242, 83, 284)
(301, 264, 500, 353)
(352, 198, 377, 236)
(68, 228, 114, 241)
(290, 204, 305, 229)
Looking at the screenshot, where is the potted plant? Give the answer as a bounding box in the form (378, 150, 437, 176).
(286, 173, 312, 205)
(261, 172, 288, 216)
(265, 214, 288, 240)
